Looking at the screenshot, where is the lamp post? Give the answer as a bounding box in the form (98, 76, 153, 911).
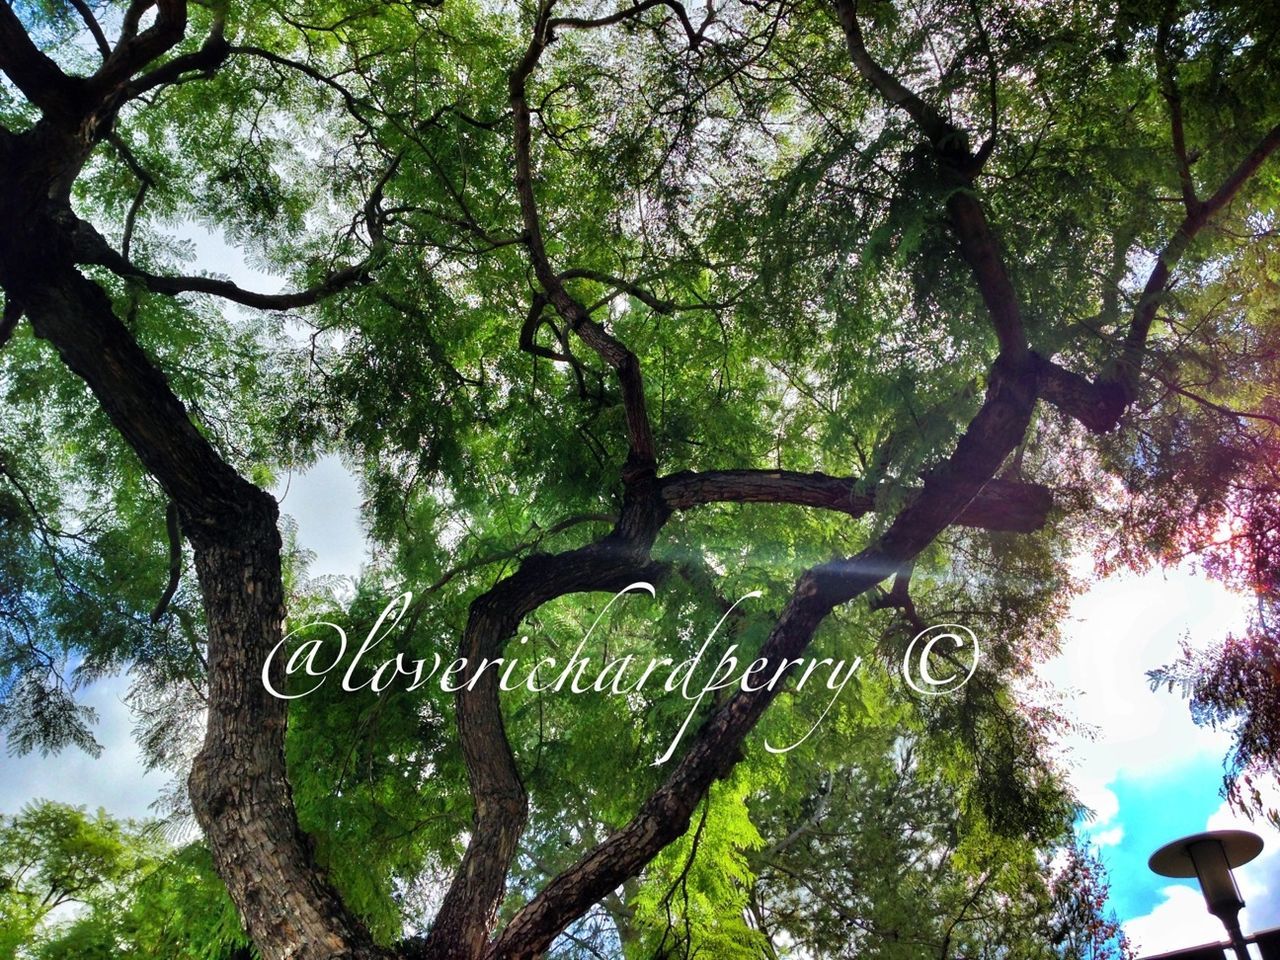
(1149, 829, 1264, 959)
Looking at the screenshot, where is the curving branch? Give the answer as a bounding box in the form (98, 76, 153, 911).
(123, 25, 230, 99)
(560, 268, 679, 315)
(1152, 375, 1280, 430)
(836, 0, 1027, 364)
(487, 345, 1040, 960)
(1038, 118, 1280, 434)
(1115, 120, 1280, 400)
(225, 44, 374, 133)
(0, 0, 85, 116)
(421, 14, 735, 945)
(425, 9, 1049, 958)
(835, 0, 966, 153)
(73, 215, 374, 310)
(509, 4, 658, 468)
(548, 0, 713, 47)
(93, 0, 191, 95)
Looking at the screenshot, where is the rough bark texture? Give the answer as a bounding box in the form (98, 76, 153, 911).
(659, 470, 1053, 533)
(189, 506, 385, 960)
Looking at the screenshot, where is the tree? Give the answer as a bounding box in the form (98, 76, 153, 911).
(1, 0, 1277, 958)
(0, 801, 144, 956)
(0, 801, 249, 960)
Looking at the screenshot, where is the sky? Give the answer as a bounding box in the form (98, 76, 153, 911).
(1042, 568, 1280, 953)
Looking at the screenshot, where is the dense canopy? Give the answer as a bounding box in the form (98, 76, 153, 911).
(1, 0, 1278, 958)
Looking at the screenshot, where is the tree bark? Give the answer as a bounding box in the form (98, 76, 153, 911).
(1, 122, 380, 960)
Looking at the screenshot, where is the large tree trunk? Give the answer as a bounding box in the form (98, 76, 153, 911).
(188, 499, 385, 960)
(1, 123, 381, 960)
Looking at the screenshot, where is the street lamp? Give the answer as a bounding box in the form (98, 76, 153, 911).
(1149, 829, 1264, 959)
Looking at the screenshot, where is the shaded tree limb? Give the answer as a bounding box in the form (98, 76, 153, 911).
(150, 501, 183, 623)
(835, 0, 1027, 364)
(93, 0, 191, 96)
(73, 215, 374, 310)
(0, 0, 85, 117)
(1156, 5, 1199, 216)
(1116, 120, 1280, 399)
(659, 469, 1053, 533)
(1036, 119, 1280, 434)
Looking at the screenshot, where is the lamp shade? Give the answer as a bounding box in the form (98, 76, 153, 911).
(1149, 830, 1264, 878)
(1149, 830, 1264, 922)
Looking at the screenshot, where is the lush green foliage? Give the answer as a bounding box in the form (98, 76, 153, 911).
(3, 0, 1279, 956)
(0, 801, 247, 960)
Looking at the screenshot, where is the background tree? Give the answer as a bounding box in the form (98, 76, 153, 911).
(0, 801, 249, 960)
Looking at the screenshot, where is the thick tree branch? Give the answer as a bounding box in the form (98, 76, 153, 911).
(509, 6, 657, 468)
(123, 23, 230, 99)
(463, 12, 1045, 954)
(1033, 354, 1128, 434)
(488, 352, 1039, 960)
(834, 0, 964, 153)
(548, 0, 711, 47)
(659, 469, 1053, 533)
(6, 251, 383, 958)
(836, 0, 1027, 363)
(421, 18, 723, 944)
(0, 0, 85, 116)
(421, 535, 669, 960)
(423, 459, 1051, 957)
(122, 260, 370, 310)
(92, 0, 189, 94)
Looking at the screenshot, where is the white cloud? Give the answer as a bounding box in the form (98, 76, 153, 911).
(1092, 825, 1125, 848)
(1124, 885, 1227, 955)
(1037, 565, 1251, 831)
